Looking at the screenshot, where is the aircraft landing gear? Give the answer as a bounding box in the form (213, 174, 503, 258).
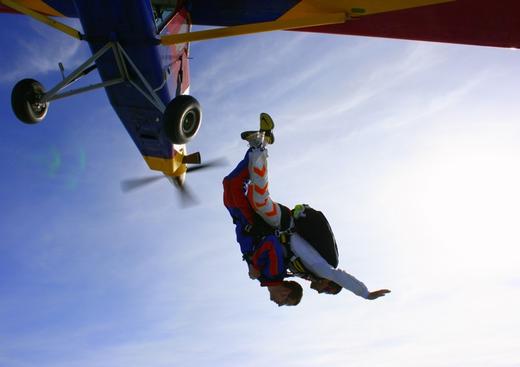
(9, 42, 204, 147)
(163, 95, 202, 144)
(11, 78, 49, 124)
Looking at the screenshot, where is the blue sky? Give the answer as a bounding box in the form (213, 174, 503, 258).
(1, 12, 520, 367)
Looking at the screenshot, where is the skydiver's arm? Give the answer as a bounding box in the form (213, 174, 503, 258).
(290, 233, 370, 299)
(316, 264, 370, 299)
(251, 234, 286, 282)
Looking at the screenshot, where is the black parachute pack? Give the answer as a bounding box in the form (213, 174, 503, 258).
(293, 205, 339, 268)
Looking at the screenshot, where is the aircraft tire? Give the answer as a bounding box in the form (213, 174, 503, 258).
(11, 79, 49, 124)
(163, 95, 202, 144)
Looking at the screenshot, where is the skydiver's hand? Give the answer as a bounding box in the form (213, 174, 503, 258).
(248, 264, 260, 280)
(367, 289, 391, 300)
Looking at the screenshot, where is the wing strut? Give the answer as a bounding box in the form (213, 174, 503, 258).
(0, 0, 83, 40)
(160, 13, 347, 45)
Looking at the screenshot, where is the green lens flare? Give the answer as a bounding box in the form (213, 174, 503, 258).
(65, 148, 87, 190)
(78, 148, 86, 171)
(48, 146, 62, 178)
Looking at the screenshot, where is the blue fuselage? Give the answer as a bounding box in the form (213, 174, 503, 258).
(73, 0, 189, 160)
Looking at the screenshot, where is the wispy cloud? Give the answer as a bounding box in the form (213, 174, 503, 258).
(0, 18, 86, 84)
(193, 32, 311, 100)
(276, 42, 445, 131)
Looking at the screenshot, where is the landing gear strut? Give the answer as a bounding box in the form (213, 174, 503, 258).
(8, 41, 203, 145)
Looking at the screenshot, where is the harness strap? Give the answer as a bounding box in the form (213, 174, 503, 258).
(289, 256, 306, 273)
(276, 206, 295, 245)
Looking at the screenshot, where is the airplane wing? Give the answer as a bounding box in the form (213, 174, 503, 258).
(187, 0, 520, 49)
(0, 0, 77, 17)
(4, 1, 518, 48)
(294, 0, 520, 49)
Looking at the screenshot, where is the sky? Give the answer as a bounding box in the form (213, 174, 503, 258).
(1, 11, 520, 367)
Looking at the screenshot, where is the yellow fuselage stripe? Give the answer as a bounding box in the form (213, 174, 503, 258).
(161, 12, 347, 45)
(0, 0, 81, 39)
(143, 155, 186, 176)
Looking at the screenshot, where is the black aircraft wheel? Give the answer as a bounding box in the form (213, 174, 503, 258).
(163, 95, 202, 144)
(11, 79, 49, 124)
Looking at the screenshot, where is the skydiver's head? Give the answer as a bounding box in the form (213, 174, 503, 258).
(310, 278, 342, 295)
(267, 281, 303, 306)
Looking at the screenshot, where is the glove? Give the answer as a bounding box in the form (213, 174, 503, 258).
(248, 264, 261, 280)
(292, 204, 308, 219)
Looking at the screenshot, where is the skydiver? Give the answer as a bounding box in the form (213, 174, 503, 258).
(222, 113, 390, 306)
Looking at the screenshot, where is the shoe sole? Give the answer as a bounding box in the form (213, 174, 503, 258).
(241, 130, 257, 141)
(260, 112, 274, 131)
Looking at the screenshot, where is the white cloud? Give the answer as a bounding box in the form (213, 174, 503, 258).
(275, 42, 445, 132)
(0, 18, 86, 84)
(192, 32, 311, 100)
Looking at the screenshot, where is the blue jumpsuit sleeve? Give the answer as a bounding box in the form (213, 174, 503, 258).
(252, 234, 286, 282)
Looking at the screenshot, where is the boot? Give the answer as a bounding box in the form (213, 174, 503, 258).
(240, 112, 275, 146)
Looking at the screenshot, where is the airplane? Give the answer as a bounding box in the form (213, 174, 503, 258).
(1, 0, 519, 202)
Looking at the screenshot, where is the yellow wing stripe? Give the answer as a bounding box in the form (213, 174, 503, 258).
(0, 0, 81, 39)
(4, 0, 63, 16)
(161, 13, 347, 45)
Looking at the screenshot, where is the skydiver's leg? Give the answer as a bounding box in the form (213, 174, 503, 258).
(223, 150, 256, 255)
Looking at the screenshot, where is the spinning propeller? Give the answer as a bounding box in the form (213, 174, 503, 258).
(121, 156, 227, 207)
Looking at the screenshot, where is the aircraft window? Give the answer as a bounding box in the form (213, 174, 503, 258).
(151, 0, 178, 32)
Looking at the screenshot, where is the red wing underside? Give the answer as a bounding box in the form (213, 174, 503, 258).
(296, 0, 520, 49)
